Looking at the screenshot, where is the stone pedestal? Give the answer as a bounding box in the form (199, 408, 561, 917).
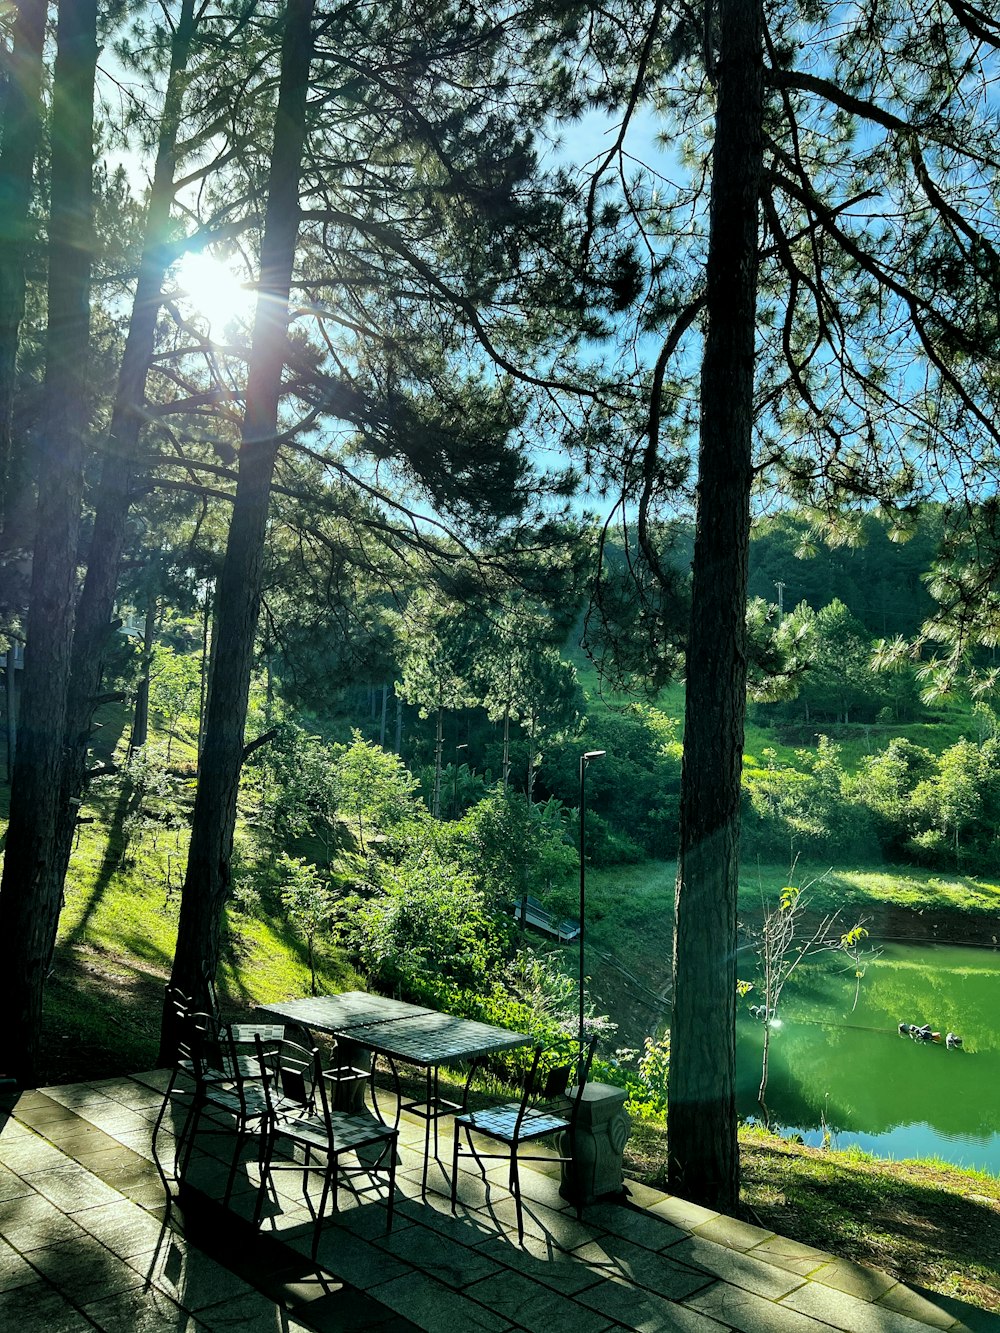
(327, 1038, 373, 1113)
(558, 1082, 630, 1206)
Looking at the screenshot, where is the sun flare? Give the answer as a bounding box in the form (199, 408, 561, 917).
(174, 251, 256, 329)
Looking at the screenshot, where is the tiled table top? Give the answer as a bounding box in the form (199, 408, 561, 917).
(257, 991, 437, 1034)
(345, 1012, 530, 1067)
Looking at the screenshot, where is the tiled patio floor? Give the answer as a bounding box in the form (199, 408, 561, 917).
(0, 1070, 997, 1332)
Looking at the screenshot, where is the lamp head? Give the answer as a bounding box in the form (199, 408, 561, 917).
(582, 750, 606, 762)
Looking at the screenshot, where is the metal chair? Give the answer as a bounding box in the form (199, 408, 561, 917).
(174, 1013, 291, 1208)
(252, 1034, 398, 1257)
(152, 987, 288, 1184)
(450, 1036, 598, 1242)
(151, 986, 207, 1177)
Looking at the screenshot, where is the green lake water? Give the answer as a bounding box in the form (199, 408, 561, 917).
(735, 942, 1000, 1174)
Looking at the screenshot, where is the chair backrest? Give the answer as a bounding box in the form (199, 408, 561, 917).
(509, 1046, 546, 1142)
(254, 1033, 319, 1114)
(188, 1011, 231, 1078)
(165, 984, 191, 1018)
(568, 1034, 599, 1122)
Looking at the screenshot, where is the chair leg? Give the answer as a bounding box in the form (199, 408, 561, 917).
(301, 1142, 312, 1195)
(385, 1139, 397, 1232)
(176, 1095, 203, 1181)
(253, 1132, 273, 1224)
(510, 1152, 524, 1244)
(150, 1073, 178, 1178)
(311, 1150, 339, 1261)
(222, 1126, 246, 1207)
(450, 1126, 460, 1214)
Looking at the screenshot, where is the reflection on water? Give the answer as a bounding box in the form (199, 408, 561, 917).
(736, 942, 1000, 1173)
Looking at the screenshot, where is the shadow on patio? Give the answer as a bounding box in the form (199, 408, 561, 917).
(0, 1071, 994, 1332)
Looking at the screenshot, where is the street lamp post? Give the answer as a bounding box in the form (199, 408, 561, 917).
(578, 749, 606, 1077)
(453, 742, 468, 817)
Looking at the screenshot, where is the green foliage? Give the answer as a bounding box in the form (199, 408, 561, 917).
(148, 642, 201, 757)
(252, 724, 344, 864)
(456, 787, 576, 907)
(540, 703, 682, 860)
(331, 730, 423, 852)
(336, 854, 506, 994)
(277, 853, 336, 995)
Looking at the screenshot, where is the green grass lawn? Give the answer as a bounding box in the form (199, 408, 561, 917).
(585, 856, 1000, 943)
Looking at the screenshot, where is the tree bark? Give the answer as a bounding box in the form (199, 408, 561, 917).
(0, 0, 98, 1088)
(128, 600, 159, 759)
(0, 0, 46, 535)
(164, 0, 315, 1045)
(43, 0, 199, 966)
(667, 0, 763, 1212)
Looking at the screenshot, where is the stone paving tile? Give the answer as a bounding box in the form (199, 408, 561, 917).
(583, 1199, 689, 1251)
(92, 1078, 165, 1112)
(0, 1277, 97, 1331)
(0, 1120, 35, 1144)
(41, 1119, 120, 1155)
(81, 1281, 203, 1332)
(78, 1105, 155, 1137)
(623, 1177, 676, 1209)
(466, 1269, 623, 1332)
(0, 1234, 47, 1293)
(807, 1254, 899, 1300)
(73, 1196, 175, 1258)
(308, 1227, 414, 1290)
(746, 1233, 831, 1277)
(685, 1279, 833, 1333)
(270, 1271, 420, 1332)
(375, 1219, 506, 1289)
(878, 1282, 971, 1330)
(648, 1195, 720, 1232)
(510, 1163, 578, 1211)
(0, 1190, 91, 1250)
(691, 1214, 776, 1253)
(915, 1291, 1000, 1331)
(13, 1098, 87, 1128)
(24, 1231, 147, 1305)
(126, 1231, 256, 1310)
(782, 1278, 947, 1332)
(6, 1070, 1000, 1333)
(670, 1233, 806, 1300)
(21, 1160, 125, 1212)
(133, 1069, 173, 1093)
(0, 1133, 69, 1173)
(0, 1164, 33, 1202)
(570, 1234, 711, 1302)
(575, 1276, 729, 1331)
(474, 1229, 604, 1296)
(371, 1268, 514, 1331)
(37, 1087, 119, 1115)
(473, 1190, 599, 1250)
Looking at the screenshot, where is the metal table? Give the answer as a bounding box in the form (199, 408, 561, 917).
(256, 994, 530, 1195)
(256, 993, 436, 1034)
(345, 1012, 531, 1196)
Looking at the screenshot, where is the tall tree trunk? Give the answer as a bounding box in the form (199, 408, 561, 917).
(44, 0, 199, 952)
(432, 705, 443, 817)
(4, 639, 21, 778)
(197, 579, 214, 768)
(164, 0, 315, 1042)
(667, 0, 763, 1212)
(128, 600, 159, 759)
(0, 0, 46, 535)
(0, 0, 98, 1088)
